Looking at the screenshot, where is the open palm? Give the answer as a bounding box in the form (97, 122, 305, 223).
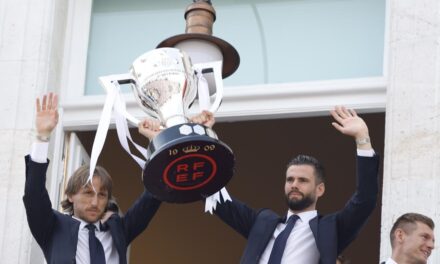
(330, 106, 368, 139)
(36, 93, 59, 137)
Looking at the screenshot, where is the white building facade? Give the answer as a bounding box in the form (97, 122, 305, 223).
(0, 0, 438, 263)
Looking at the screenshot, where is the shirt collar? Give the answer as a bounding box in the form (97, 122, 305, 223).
(73, 216, 102, 232)
(385, 258, 398, 264)
(286, 210, 317, 223)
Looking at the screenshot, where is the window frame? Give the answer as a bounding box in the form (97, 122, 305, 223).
(60, 0, 389, 131)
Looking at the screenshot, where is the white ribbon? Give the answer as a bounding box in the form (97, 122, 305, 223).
(204, 187, 232, 214)
(91, 70, 230, 213)
(194, 67, 231, 214)
(113, 82, 148, 167)
(88, 81, 148, 189)
(87, 82, 117, 187)
(195, 68, 211, 111)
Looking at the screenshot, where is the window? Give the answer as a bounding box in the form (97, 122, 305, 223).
(85, 0, 385, 95)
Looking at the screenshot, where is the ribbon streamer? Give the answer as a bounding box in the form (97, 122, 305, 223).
(88, 81, 148, 188)
(113, 82, 149, 166)
(195, 68, 211, 111)
(88, 85, 117, 188)
(90, 67, 230, 213)
(204, 187, 232, 214)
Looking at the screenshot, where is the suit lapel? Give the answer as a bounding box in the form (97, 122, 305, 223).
(107, 216, 124, 260)
(69, 217, 81, 254)
(255, 216, 284, 257)
(309, 215, 319, 242)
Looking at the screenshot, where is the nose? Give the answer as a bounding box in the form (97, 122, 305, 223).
(90, 193, 99, 206)
(291, 180, 299, 189)
(427, 239, 435, 249)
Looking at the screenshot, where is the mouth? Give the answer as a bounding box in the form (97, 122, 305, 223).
(86, 209, 100, 215)
(289, 191, 303, 198)
(420, 249, 431, 259)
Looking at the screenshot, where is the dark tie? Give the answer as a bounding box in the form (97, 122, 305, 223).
(86, 224, 106, 264)
(268, 215, 300, 264)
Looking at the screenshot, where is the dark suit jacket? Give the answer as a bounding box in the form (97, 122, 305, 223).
(215, 155, 379, 264)
(23, 155, 161, 264)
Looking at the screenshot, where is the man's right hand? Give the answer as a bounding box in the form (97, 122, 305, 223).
(138, 119, 162, 140)
(190, 110, 215, 128)
(330, 106, 372, 150)
(36, 93, 59, 138)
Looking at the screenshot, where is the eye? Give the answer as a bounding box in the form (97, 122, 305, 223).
(421, 234, 431, 241)
(83, 190, 94, 195)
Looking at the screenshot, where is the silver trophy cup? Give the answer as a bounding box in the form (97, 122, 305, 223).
(99, 48, 234, 203)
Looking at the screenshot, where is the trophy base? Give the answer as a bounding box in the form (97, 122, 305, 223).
(142, 123, 235, 203)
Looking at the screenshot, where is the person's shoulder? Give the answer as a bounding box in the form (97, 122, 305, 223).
(49, 211, 81, 228)
(315, 211, 332, 220)
(256, 208, 280, 220)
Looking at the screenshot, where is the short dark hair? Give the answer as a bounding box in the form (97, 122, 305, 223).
(390, 213, 435, 247)
(286, 154, 325, 184)
(60, 165, 113, 214)
(337, 255, 351, 264)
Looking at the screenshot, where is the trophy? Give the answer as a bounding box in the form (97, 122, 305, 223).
(97, 47, 234, 203)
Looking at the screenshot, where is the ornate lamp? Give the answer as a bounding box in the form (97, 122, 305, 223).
(157, 0, 240, 78)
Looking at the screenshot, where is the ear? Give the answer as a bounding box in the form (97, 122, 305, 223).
(68, 195, 73, 203)
(395, 228, 405, 243)
(316, 182, 325, 198)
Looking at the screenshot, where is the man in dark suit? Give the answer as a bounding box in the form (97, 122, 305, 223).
(195, 106, 380, 264)
(210, 106, 379, 264)
(381, 213, 435, 264)
(144, 106, 380, 264)
(23, 93, 161, 264)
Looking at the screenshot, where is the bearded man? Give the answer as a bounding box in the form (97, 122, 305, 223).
(211, 106, 380, 264)
(138, 106, 380, 264)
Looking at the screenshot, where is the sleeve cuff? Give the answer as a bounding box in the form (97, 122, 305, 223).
(357, 148, 375, 157)
(30, 142, 49, 163)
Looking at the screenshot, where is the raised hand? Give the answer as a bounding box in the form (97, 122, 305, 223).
(138, 118, 162, 140)
(330, 106, 370, 141)
(190, 110, 215, 128)
(36, 93, 59, 138)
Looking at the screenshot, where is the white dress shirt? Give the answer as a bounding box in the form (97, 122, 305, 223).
(259, 210, 320, 264)
(74, 217, 119, 264)
(30, 142, 120, 264)
(384, 258, 398, 264)
(258, 149, 375, 264)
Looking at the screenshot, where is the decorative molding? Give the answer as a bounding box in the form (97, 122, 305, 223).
(60, 0, 92, 100)
(62, 76, 387, 130)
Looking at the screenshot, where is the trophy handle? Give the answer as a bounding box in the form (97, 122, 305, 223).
(99, 74, 140, 126)
(193, 60, 223, 113)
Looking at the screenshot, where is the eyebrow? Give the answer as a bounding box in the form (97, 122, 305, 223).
(286, 176, 310, 180)
(420, 232, 435, 239)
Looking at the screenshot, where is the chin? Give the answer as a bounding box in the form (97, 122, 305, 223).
(86, 215, 102, 223)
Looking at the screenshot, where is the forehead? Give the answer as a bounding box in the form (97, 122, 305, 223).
(414, 222, 434, 235)
(286, 164, 315, 178)
(80, 177, 108, 192)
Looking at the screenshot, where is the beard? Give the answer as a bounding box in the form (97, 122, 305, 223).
(285, 190, 315, 211)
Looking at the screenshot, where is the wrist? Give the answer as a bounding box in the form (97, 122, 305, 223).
(36, 133, 50, 142)
(355, 136, 372, 150)
(355, 137, 370, 145)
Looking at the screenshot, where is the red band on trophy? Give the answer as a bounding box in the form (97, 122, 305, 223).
(163, 153, 217, 190)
